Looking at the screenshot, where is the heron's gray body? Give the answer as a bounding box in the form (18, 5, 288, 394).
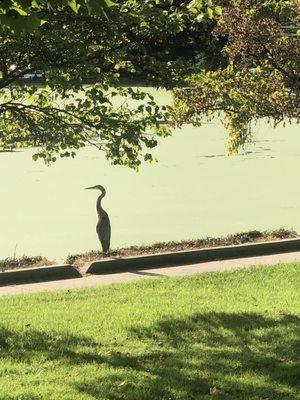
(96, 210, 111, 254)
(85, 184, 111, 254)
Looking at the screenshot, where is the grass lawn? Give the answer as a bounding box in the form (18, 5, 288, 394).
(0, 264, 299, 400)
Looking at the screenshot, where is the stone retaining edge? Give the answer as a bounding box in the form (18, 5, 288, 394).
(82, 237, 300, 275)
(1, 238, 300, 286)
(0, 264, 81, 286)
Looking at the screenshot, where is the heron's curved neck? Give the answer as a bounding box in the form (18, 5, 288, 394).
(96, 188, 106, 216)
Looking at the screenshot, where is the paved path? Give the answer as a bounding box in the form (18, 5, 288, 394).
(1, 251, 300, 297)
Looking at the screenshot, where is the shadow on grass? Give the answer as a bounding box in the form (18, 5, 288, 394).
(74, 312, 300, 400)
(0, 312, 299, 399)
(0, 326, 101, 364)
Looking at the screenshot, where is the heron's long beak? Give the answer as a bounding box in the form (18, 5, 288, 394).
(84, 186, 96, 190)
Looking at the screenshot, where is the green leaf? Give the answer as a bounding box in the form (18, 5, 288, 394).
(85, 0, 112, 14)
(16, 0, 32, 8)
(31, 0, 39, 7)
(20, 14, 43, 31)
(104, 0, 116, 6)
(187, 0, 202, 9)
(196, 13, 204, 22)
(67, 0, 80, 12)
(214, 5, 222, 16)
(0, 0, 13, 13)
(206, 7, 213, 19)
(11, 5, 28, 15)
(0, 12, 44, 32)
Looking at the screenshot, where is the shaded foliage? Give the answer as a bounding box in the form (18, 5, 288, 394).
(0, 0, 116, 33)
(172, 0, 300, 154)
(0, 1, 223, 169)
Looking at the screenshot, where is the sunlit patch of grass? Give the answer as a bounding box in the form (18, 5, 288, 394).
(0, 263, 299, 399)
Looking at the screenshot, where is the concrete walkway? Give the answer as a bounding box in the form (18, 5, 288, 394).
(1, 251, 300, 297)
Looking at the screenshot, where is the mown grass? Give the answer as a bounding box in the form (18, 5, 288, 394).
(0, 264, 299, 399)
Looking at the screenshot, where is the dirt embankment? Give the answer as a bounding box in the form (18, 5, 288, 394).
(1, 228, 297, 271)
(67, 228, 298, 267)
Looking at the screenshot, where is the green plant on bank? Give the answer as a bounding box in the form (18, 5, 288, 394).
(0, 264, 299, 399)
(171, 0, 300, 155)
(66, 227, 298, 266)
(0, 256, 52, 272)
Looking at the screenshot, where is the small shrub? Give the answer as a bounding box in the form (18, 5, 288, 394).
(271, 228, 298, 239)
(0, 256, 51, 272)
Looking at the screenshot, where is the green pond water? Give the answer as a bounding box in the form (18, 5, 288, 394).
(1, 88, 300, 261)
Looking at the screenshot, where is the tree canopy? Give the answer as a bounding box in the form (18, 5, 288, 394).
(0, 0, 222, 169)
(2, 0, 298, 167)
(0, 0, 116, 32)
(171, 0, 300, 155)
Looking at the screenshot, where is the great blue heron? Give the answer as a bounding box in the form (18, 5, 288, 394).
(85, 184, 111, 255)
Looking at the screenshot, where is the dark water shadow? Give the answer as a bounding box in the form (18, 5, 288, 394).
(255, 139, 284, 143)
(203, 154, 225, 158)
(202, 149, 275, 160)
